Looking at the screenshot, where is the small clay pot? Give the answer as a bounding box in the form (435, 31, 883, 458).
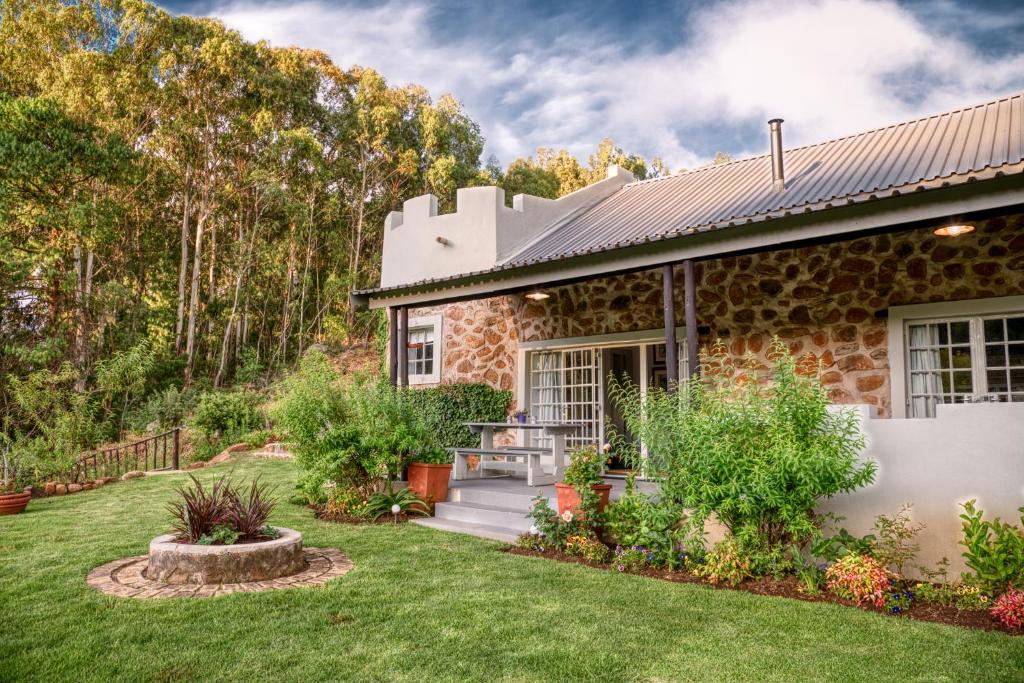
(407, 463, 453, 507)
(554, 482, 612, 516)
(0, 491, 31, 515)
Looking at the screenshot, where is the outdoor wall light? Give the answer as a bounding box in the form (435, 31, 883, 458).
(933, 223, 975, 237)
(524, 291, 550, 301)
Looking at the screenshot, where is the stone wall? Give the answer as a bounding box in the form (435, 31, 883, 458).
(417, 213, 1024, 417)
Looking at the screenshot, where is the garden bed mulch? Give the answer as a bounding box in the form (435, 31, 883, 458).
(504, 546, 1016, 635)
(314, 506, 414, 525)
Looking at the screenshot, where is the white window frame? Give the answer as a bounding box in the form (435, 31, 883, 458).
(888, 295, 1024, 418)
(516, 326, 688, 448)
(406, 314, 442, 385)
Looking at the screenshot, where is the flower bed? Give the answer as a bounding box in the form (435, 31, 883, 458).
(504, 545, 1017, 634)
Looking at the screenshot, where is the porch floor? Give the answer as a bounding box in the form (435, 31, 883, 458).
(412, 475, 658, 543)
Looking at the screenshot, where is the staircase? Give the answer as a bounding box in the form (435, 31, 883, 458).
(412, 481, 552, 543)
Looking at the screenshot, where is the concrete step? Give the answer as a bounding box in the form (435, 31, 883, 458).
(449, 485, 545, 511)
(411, 517, 521, 543)
(433, 501, 533, 532)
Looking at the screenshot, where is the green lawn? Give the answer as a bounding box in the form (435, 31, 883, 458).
(2, 457, 1022, 682)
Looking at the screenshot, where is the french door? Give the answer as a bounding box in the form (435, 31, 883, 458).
(528, 348, 602, 450)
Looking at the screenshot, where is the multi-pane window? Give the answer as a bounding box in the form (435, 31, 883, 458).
(407, 326, 435, 378)
(528, 348, 601, 450)
(906, 313, 1024, 417)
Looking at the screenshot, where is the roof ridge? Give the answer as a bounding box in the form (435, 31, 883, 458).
(624, 91, 1024, 188)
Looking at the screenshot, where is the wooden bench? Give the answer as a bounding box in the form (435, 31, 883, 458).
(450, 447, 556, 486)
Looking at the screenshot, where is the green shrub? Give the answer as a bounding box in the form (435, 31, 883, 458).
(273, 350, 439, 504)
(692, 538, 754, 586)
(959, 499, 1024, 594)
(607, 338, 874, 563)
(129, 385, 197, 433)
(191, 389, 263, 438)
(403, 383, 511, 448)
(565, 535, 610, 562)
(604, 474, 688, 568)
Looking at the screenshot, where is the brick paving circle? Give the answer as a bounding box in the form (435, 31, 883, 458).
(87, 548, 353, 598)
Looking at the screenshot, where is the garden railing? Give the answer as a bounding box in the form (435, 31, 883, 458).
(72, 427, 181, 482)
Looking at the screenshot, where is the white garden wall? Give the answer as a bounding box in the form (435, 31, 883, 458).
(818, 403, 1024, 578)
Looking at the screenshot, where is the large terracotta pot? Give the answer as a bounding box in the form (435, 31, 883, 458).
(407, 463, 453, 507)
(554, 482, 612, 517)
(0, 491, 31, 516)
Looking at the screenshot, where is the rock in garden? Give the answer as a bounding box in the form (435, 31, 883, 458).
(44, 482, 57, 495)
(67, 484, 83, 493)
(121, 470, 144, 481)
(185, 462, 206, 470)
(54, 484, 67, 495)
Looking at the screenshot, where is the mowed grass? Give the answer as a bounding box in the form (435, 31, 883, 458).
(2, 457, 1022, 683)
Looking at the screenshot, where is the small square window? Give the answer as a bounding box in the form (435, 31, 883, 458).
(403, 316, 441, 385)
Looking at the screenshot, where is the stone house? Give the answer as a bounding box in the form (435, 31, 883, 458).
(354, 94, 1024, 562)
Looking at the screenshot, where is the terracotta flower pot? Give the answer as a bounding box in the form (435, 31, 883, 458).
(407, 463, 453, 507)
(0, 491, 31, 516)
(554, 482, 612, 517)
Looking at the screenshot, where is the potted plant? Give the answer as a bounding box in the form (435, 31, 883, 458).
(0, 438, 31, 515)
(554, 446, 612, 516)
(512, 410, 529, 424)
(407, 446, 453, 507)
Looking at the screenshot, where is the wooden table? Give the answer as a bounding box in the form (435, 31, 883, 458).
(452, 422, 582, 486)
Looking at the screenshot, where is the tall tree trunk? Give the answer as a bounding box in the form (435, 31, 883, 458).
(183, 207, 207, 387)
(174, 170, 191, 354)
(73, 242, 94, 392)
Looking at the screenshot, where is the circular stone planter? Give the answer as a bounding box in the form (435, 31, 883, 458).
(147, 527, 306, 585)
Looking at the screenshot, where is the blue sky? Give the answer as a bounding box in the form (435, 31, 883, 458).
(161, 0, 1024, 170)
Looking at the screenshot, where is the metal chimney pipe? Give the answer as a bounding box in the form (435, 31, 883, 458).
(769, 118, 785, 191)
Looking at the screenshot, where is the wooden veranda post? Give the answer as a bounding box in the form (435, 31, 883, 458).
(662, 264, 679, 388)
(398, 306, 409, 388)
(683, 260, 700, 377)
(388, 307, 399, 387)
(172, 427, 180, 470)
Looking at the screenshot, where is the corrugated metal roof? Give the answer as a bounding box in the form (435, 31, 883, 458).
(358, 93, 1024, 299)
(507, 93, 1024, 266)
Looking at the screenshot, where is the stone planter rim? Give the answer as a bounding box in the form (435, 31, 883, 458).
(149, 526, 300, 554)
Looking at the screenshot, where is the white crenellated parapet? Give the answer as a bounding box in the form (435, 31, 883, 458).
(380, 165, 635, 288)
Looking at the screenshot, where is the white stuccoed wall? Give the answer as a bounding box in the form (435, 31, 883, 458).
(818, 403, 1024, 577)
(380, 166, 634, 288)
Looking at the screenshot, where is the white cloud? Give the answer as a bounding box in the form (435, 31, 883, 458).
(207, 0, 1024, 170)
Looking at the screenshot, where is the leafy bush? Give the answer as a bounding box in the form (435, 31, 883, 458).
(562, 446, 605, 488)
(607, 339, 874, 561)
(604, 475, 688, 568)
(692, 538, 754, 586)
(273, 351, 440, 504)
(402, 383, 511, 448)
(191, 390, 263, 439)
(362, 486, 430, 521)
(872, 503, 925, 577)
(166, 474, 277, 544)
(825, 554, 894, 607)
(991, 588, 1024, 630)
(613, 545, 652, 573)
(129, 385, 197, 433)
(565, 535, 611, 563)
(959, 499, 1024, 594)
(526, 495, 596, 549)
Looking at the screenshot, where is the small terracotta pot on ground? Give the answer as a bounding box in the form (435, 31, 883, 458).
(0, 491, 32, 515)
(407, 463, 453, 507)
(554, 482, 612, 516)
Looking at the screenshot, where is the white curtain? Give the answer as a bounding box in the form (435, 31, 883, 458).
(907, 324, 942, 417)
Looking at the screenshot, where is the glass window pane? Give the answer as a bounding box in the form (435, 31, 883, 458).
(1012, 394, 1024, 403)
(986, 344, 1007, 368)
(1011, 369, 1024, 392)
(1008, 317, 1024, 342)
(950, 321, 970, 344)
(984, 318, 1005, 342)
(952, 371, 973, 393)
(950, 347, 972, 370)
(1009, 344, 1024, 368)
(987, 369, 1009, 393)
(940, 372, 951, 393)
(936, 323, 949, 345)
